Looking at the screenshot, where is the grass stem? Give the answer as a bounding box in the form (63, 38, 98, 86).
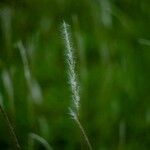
(0, 105, 21, 150)
(75, 116, 93, 150)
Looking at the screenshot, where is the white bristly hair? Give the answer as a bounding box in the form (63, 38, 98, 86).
(62, 21, 80, 117)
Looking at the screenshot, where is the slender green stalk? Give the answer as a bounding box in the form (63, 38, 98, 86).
(75, 115, 92, 150)
(0, 105, 21, 150)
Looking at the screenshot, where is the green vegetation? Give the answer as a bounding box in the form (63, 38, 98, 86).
(0, 0, 150, 149)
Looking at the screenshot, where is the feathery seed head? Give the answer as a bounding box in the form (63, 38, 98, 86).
(62, 21, 80, 114)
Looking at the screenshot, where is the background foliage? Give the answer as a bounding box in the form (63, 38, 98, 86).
(0, 0, 150, 149)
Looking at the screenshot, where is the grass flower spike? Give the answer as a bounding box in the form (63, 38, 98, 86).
(62, 21, 92, 150)
(62, 22, 80, 115)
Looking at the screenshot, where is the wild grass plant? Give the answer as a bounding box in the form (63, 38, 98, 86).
(62, 21, 92, 150)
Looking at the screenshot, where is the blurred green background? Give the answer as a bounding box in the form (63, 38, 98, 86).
(0, 0, 150, 149)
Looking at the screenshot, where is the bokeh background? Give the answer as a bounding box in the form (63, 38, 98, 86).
(0, 0, 150, 149)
